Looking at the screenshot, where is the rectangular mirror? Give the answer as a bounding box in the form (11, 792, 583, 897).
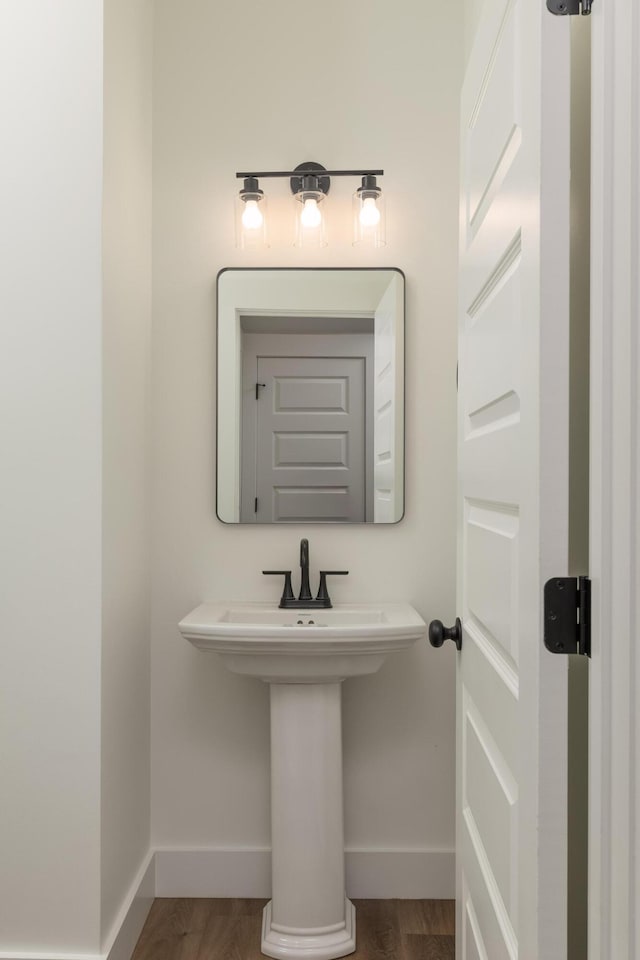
(216, 268, 404, 523)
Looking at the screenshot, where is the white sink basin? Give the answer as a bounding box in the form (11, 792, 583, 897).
(179, 599, 426, 960)
(178, 601, 425, 682)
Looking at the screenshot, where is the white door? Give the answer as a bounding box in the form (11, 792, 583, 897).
(457, 1, 570, 958)
(254, 356, 367, 523)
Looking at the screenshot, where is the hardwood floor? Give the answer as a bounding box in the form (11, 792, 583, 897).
(131, 898, 455, 960)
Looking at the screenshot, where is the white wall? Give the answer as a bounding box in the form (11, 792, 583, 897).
(0, 2, 103, 951)
(464, 0, 485, 64)
(0, 2, 154, 952)
(101, 0, 153, 946)
(152, 0, 462, 890)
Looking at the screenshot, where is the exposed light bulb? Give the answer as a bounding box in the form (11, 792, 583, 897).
(300, 197, 322, 228)
(359, 196, 381, 227)
(241, 199, 263, 230)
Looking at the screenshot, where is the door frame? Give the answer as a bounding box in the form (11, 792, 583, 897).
(588, 1, 640, 956)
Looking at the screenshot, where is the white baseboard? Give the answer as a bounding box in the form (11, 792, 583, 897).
(0, 846, 454, 960)
(103, 853, 155, 960)
(0, 953, 101, 960)
(154, 848, 271, 898)
(154, 847, 455, 900)
(345, 849, 454, 898)
(0, 853, 155, 960)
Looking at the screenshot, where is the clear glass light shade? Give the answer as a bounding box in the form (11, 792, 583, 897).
(294, 191, 327, 248)
(353, 189, 386, 247)
(235, 193, 268, 249)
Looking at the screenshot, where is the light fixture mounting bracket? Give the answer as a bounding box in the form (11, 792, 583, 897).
(289, 162, 330, 197)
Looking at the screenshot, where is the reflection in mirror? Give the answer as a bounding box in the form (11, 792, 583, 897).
(216, 269, 404, 524)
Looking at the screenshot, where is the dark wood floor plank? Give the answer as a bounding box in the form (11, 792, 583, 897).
(396, 899, 455, 935)
(349, 899, 404, 960)
(131, 897, 456, 960)
(131, 899, 198, 960)
(189, 897, 268, 919)
(403, 934, 455, 960)
(192, 916, 265, 960)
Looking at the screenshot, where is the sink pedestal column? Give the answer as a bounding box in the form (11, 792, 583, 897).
(261, 681, 356, 960)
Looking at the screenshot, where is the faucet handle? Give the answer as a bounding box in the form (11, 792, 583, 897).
(263, 571, 295, 605)
(316, 570, 349, 606)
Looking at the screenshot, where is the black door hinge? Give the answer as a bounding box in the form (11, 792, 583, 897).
(544, 576, 591, 657)
(547, 0, 593, 15)
(254, 497, 258, 513)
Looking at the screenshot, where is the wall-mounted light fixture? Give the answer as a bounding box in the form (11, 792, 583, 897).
(235, 162, 386, 249)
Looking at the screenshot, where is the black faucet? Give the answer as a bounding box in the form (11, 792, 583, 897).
(299, 538, 312, 601)
(263, 538, 348, 609)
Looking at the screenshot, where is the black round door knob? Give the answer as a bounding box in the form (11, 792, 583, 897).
(428, 618, 462, 651)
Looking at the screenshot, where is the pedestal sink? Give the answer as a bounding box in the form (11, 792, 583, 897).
(178, 601, 426, 960)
